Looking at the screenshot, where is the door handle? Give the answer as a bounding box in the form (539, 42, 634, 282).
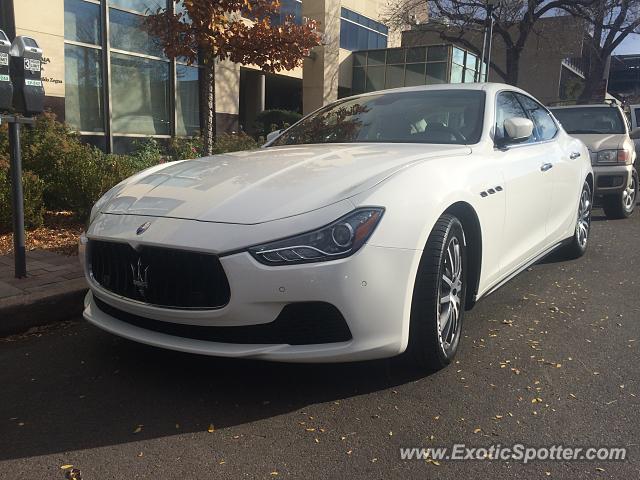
(540, 163, 553, 172)
(570, 152, 581, 159)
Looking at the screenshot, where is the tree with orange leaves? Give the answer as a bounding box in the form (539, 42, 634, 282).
(145, 1, 321, 154)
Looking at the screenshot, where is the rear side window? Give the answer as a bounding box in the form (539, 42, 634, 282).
(516, 94, 558, 141)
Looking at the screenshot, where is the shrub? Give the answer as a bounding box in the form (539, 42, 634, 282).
(131, 138, 165, 164)
(213, 132, 258, 154)
(254, 109, 302, 139)
(167, 136, 204, 160)
(0, 158, 45, 231)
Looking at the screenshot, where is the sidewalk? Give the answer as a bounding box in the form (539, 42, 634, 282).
(0, 250, 87, 336)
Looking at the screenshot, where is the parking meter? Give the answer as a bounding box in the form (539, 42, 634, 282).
(10, 36, 44, 115)
(0, 30, 12, 111)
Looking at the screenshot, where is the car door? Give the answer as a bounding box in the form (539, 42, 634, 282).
(514, 93, 575, 242)
(494, 91, 554, 277)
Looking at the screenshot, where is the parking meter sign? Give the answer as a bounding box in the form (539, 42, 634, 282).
(23, 58, 40, 72)
(0, 53, 8, 66)
(0, 74, 9, 82)
(25, 79, 42, 87)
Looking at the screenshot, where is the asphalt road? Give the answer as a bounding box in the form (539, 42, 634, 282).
(1, 207, 639, 480)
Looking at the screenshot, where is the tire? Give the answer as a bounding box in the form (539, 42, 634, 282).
(602, 168, 637, 219)
(406, 214, 466, 371)
(562, 180, 592, 260)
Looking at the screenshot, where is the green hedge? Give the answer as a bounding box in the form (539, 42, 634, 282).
(254, 109, 302, 139)
(0, 158, 45, 230)
(0, 114, 260, 227)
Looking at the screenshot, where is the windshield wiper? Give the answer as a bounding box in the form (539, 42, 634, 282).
(567, 129, 603, 134)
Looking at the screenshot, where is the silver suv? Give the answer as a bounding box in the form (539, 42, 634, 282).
(551, 103, 638, 219)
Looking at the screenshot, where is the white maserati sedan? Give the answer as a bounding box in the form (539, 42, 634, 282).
(81, 83, 592, 371)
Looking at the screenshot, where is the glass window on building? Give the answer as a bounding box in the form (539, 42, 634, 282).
(339, 8, 388, 51)
(271, 0, 302, 25)
(365, 65, 385, 91)
(176, 64, 200, 136)
(111, 53, 171, 135)
(405, 62, 426, 86)
(64, 0, 101, 45)
(385, 64, 405, 89)
(64, 44, 104, 132)
(109, 8, 165, 57)
(109, 0, 166, 14)
(426, 62, 447, 85)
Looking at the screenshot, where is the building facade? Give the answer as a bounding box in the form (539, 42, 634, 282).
(0, 0, 403, 152)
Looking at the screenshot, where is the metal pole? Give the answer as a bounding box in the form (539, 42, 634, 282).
(479, 12, 489, 82)
(486, 7, 495, 82)
(8, 120, 26, 278)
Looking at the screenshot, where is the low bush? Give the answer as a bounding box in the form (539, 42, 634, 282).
(254, 109, 302, 139)
(0, 158, 45, 231)
(212, 132, 258, 154)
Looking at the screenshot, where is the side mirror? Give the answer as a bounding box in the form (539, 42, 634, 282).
(503, 117, 534, 144)
(265, 129, 283, 144)
(630, 127, 640, 140)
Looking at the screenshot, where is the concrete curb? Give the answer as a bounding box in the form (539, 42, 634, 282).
(0, 278, 87, 336)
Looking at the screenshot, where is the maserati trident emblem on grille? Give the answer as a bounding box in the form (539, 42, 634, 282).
(136, 221, 151, 235)
(130, 257, 150, 297)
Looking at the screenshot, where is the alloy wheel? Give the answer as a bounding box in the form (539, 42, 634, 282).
(438, 236, 462, 350)
(576, 185, 592, 248)
(623, 174, 637, 211)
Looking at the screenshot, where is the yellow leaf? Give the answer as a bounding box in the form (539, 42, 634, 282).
(473, 428, 481, 434)
(60, 465, 73, 470)
(133, 425, 143, 434)
(208, 424, 215, 433)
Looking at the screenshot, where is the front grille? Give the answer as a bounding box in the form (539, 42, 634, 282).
(89, 240, 230, 309)
(94, 297, 352, 345)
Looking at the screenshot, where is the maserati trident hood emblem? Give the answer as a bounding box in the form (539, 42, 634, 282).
(136, 221, 151, 235)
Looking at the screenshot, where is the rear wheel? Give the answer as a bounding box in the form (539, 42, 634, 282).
(602, 168, 637, 219)
(406, 214, 466, 371)
(562, 180, 592, 259)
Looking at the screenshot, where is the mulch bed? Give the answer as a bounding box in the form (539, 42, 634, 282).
(0, 211, 83, 256)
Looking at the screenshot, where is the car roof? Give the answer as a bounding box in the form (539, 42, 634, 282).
(550, 104, 620, 110)
(344, 82, 536, 100)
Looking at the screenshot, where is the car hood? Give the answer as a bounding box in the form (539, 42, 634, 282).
(100, 143, 471, 224)
(568, 133, 626, 152)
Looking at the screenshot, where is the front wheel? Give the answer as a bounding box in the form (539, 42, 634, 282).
(602, 168, 637, 219)
(406, 214, 466, 371)
(562, 180, 592, 259)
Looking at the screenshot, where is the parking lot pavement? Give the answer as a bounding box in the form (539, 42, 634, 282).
(0, 208, 639, 479)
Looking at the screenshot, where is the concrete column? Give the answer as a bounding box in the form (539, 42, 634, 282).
(242, 69, 265, 134)
(302, 0, 340, 114)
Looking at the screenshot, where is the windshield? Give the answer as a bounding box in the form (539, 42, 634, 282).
(272, 90, 486, 146)
(551, 107, 626, 135)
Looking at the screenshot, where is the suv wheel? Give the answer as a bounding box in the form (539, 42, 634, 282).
(602, 168, 637, 219)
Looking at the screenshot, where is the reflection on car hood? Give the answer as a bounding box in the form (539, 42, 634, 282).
(100, 143, 471, 224)
(568, 133, 626, 152)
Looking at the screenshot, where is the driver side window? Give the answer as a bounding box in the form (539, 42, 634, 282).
(495, 92, 532, 144)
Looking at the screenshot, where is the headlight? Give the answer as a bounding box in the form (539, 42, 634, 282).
(597, 149, 618, 163)
(597, 149, 631, 164)
(249, 208, 385, 266)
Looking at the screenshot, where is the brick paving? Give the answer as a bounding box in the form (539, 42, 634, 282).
(0, 251, 85, 299)
(0, 250, 87, 335)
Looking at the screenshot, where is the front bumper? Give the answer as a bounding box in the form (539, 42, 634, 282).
(83, 242, 420, 363)
(593, 164, 633, 195)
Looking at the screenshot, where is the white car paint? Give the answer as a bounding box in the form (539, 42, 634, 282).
(82, 83, 592, 363)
